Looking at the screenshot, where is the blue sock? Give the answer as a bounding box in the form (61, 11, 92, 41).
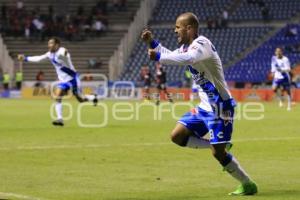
(220, 153, 233, 167)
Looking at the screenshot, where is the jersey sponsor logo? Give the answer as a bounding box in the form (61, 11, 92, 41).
(188, 65, 221, 108)
(191, 46, 203, 54)
(188, 66, 207, 84)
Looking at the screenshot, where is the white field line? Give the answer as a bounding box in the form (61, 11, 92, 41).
(0, 192, 44, 200)
(0, 136, 299, 152)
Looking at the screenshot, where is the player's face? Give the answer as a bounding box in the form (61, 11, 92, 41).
(275, 48, 283, 58)
(48, 39, 59, 52)
(175, 18, 189, 45)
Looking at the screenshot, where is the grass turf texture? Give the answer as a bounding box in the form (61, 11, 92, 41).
(0, 99, 299, 200)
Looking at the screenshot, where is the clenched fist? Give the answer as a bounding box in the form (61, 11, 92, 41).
(17, 54, 25, 61)
(141, 29, 154, 45)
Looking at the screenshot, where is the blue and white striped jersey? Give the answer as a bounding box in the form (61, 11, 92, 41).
(271, 55, 290, 80)
(25, 47, 76, 82)
(152, 35, 235, 112)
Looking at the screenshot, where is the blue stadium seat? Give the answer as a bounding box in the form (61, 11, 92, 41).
(225, 24, 300, 82)
(121, 27, 272, 84)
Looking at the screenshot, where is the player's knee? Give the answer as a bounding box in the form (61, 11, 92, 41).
(76, 96, 84, 103)
(74, 94, 85, 103)
(56, 98, 62, 103)
(170, 131, 188, 147)
(212, 149, 226, 162)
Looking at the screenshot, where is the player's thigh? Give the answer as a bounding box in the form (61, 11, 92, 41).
(210, 143, 227, 160)
(71, 76, 80, 94)
(170, 122, 193, 144)
(172, 109, 209, 144)
(282, 82, 291, 95)
(272, 79, 281, 91)
(272, 83, 278, 91)
(56, 82, 71, 98)
(55, 87, 65, 98)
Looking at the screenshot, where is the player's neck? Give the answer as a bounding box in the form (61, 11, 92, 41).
(50, 47, 60, 53)
(188, 34, 199, 44)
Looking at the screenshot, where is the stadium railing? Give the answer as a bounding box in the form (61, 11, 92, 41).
(0, 34, 14, 87)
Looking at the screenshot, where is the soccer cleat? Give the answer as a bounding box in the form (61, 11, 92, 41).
(93, 94, 98, 106)
(279, 101, 283, 107)
(287, 106, 291, 111)
(229, 181, 258, 196)
(52, 119, 64, 126)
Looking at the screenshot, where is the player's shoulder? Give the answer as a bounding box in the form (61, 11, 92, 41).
(193, 35, 211, 45)
(189, 35, 213, 55)
(57, 47, 69, 56)
(44, 51, 51, 57)
(191, 35, 213, 51)
(271, 55, 279, 62)
(282, 56, 290, 61)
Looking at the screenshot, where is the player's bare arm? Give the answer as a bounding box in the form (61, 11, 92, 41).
(148, 49, 157, 60)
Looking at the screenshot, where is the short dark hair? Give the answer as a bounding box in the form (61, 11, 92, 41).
(178, 12, 199, 30)
(187, 14, 199, 29)
(49, 37, 61, 45)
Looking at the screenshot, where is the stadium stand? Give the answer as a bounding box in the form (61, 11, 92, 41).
(151, 0, 232, 22)
(225, 24, 300, 83)
(229, 0, 300, 21)
(1, 0, 300, 86)
(0, 0, 140, 80)
(121, 27, 273, 85)
(119, 0, 300, 87)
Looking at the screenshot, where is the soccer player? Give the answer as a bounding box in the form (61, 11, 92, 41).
(141, 12, 257, 195)
(140, 65, 152, 100)
(155, 62, 173, 105)
(271, 47, 292, 111)
(18, 37, 98, 126)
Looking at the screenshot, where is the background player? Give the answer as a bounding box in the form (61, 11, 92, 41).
(155, 62, 173, 105)
(271, 47, 292, 111)
(140, 65, 152, 101)
(18, 37, 98, 126)
(141, 12, 257, 195)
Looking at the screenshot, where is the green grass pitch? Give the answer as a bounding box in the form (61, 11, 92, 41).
(0, 99, 299, 200)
